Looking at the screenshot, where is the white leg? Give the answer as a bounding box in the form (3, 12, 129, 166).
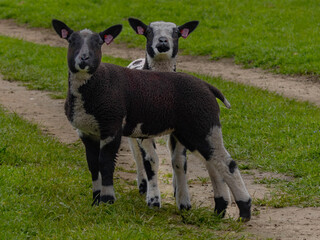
(128, 138, 148, 194)
(92, 172, 102, 193)
(168, 135, 191, 210)
(139, 139, 161, 208)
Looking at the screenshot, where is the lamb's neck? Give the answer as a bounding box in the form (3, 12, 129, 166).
(145, 54, 176, 72)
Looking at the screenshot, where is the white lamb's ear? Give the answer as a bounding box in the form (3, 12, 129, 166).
(52, 19, 74, 40)
(128, 18, 148, 36)
(178, 21, 199, 39)
(99, 24, 123, 45)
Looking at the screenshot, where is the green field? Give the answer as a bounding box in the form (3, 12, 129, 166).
(1, 1, 320, 238)
(0, 35, 319, 209)
(0, 107, 247, 239)
(1, 0, 320, 75)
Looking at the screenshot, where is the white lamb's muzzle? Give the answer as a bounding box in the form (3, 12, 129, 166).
(153, 48, 173, 60)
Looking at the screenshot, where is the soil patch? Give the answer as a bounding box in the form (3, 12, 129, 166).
(1, 19, 320, 239)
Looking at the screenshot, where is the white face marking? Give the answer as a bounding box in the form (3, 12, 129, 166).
(75, 29, 93, 72)
(69, 72, 100, 137)
(150, 21, 176, 59)
(141, 21, 177, 72)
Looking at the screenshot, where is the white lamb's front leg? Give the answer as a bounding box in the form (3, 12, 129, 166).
(128, 138, 148, 194)
(138, 138, 161, 208)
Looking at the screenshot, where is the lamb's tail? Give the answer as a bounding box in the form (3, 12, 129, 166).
(207, 83, 231, 109)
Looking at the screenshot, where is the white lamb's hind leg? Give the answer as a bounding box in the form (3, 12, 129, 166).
(168, 135, 191, 210)
(128, 138, 148, 194)
(139, 138, 161, 208)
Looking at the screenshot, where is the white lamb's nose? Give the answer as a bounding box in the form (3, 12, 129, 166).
(158, 37, 168, 43)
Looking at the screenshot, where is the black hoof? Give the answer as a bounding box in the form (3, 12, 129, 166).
(91, 190, 101, 206)
(100, 195, 115, 204)
(214, 197, 228, 218)
(139, 179, 147, 195)
(179, 204, 191, 211)
(236, 199, 251, 222)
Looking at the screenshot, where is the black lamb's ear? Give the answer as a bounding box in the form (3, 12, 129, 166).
(99, 24, 123, 45)
(52, 19, 74, 40)
(178, 21, 199, 39)
(128, 17, 148, 36)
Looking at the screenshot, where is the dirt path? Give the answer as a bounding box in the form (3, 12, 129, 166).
(1, 20, 320, 239)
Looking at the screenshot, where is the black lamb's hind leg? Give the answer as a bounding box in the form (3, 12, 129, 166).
(81, 134, 101, 206)
(203, 126, 251, 221)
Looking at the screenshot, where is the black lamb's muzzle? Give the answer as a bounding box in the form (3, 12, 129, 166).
(79, 61, 88, 70)
(156, 42, 170, 53)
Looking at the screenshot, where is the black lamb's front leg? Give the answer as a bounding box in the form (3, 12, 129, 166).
(81, 134, 101, 206)
(99, 134, 122, 204)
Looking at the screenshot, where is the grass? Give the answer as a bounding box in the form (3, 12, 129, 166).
(0, 106, 247, 239)
(1, 0, 320, 75)
(0, 35, 319, 209)
(0, 35, 246, 239)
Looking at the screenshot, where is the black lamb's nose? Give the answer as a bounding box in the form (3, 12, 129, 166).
(81, 55, 89, 61)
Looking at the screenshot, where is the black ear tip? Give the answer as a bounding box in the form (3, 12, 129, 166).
(128, 18, 138, 27)
(52, 19, 61, 24)
(128, 17, 138, 22)
(192, 20, 200, 26)
(52, 19, 66, 28)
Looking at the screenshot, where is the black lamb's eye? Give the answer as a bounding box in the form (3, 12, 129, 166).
(172, 29, 180, 37)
